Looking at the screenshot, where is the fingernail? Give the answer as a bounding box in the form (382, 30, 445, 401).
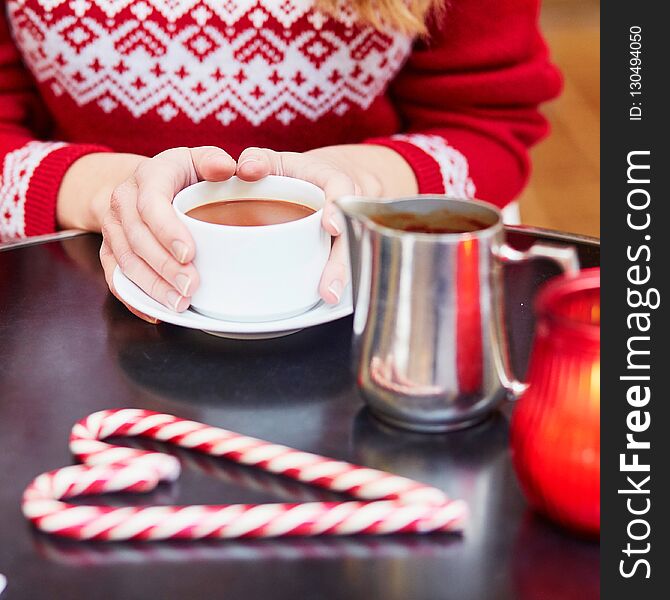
(327, 279, 343, 303)
(328, 216, 341, 235)
(175, 273, 192, 296)
(171, 240, 189, 263)
(166, 289, 186, 312)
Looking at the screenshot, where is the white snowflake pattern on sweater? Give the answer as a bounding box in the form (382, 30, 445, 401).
(8, 0, 413, 126)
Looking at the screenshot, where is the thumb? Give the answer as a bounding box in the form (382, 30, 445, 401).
(188, 146, 237, 183)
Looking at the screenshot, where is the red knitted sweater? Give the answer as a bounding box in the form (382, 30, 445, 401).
(0, 0, 561, 241)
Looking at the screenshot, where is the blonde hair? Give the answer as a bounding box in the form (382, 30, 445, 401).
(318, 0, 445, 35)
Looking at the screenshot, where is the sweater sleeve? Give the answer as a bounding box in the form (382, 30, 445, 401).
(0, 11, 109, 242)
(366, 0, 562, 207)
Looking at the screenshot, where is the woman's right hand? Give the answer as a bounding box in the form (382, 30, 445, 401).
(98, 146, 236, 322)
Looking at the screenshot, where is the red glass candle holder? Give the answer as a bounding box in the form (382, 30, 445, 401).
(511, 268, 600, 536)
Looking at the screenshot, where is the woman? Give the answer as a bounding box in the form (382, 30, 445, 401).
(0, 0, 560, 319)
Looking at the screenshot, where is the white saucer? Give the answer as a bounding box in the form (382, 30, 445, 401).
(113, 267, 353, 339)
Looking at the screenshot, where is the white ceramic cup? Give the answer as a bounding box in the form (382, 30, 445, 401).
(173, 176, 330, 322)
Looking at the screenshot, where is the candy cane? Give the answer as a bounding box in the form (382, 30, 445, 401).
(121, 437, 342, 503)
(22, 409, 466, 541)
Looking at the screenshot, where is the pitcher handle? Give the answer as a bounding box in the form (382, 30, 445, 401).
(494, 242, 580, 400)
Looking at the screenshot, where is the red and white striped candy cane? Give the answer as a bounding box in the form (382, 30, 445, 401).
(22, 409, 467, 541)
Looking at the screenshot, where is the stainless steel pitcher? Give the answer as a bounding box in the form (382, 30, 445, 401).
(336, 196, 579, 432)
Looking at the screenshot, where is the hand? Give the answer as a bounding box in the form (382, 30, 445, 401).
(235, 146, 385, 304)
(99, 146, 236, 322)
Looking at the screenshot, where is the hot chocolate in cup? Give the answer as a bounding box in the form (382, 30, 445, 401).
(173, 176, 330, 322)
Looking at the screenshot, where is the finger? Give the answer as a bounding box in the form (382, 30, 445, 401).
(188, 146, 237, 182)
(129, 156, 197, 265)
(104, 217, 191, 313)
(319, 234, 350, 304)
(99, 240, 160, 323)
(117, 193, 200, 297)
(320, 185, 350, 237)
(236, 147, 276, 180)
(133, 147, 235, 265)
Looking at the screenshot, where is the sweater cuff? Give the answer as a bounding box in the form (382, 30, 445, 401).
(1, 141, 110, 240)
(366, 133, 476, 198)
(23, 142, 111, 236)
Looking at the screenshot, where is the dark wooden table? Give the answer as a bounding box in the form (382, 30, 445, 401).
(0, 228, 600, 600)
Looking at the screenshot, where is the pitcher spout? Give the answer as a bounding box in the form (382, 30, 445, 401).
(334, 196, 399, 227)
(334, 196, 378, 222)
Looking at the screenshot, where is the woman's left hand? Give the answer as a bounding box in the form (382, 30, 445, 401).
(235, 147, 383, 304)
